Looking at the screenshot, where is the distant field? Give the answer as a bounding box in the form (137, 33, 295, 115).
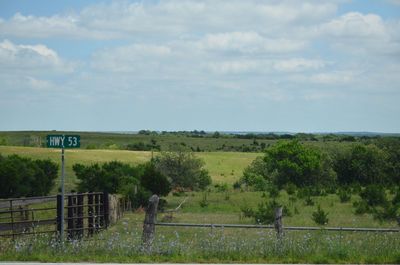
(0, 146, 260, 193)
(0, 131, 277, 152)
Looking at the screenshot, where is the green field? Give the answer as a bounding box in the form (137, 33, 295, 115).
(0, 146, 259, 192)
(0, 131, 277, 152)
(1, 135, 400, 263)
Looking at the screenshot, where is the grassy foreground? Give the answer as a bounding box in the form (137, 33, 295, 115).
(1, 212, 399, 264)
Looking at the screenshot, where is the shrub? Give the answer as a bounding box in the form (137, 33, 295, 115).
(338, 188, 351, 203)
(214, 183, 229, 192)
(334, 144, 389, 186)
(74, 161, 140, 193)
(353, 200, 370, 215)
(268, 185, 280, 199)
(284, 182, 297, 195)
(154, 151, 211, 190)
(253, 200, 290, 225)
(240, 204, 254, 218)
(73, 161, 171, 209)
(199, 193, 209, 208)
(304, 196, 315, 206)
(232, 181, 241, 190)
(140, 162, 171, 197)
(264, 140, 336, 188)
(240, 157, 270, 190)
(392, 188, 400, 205)
(254, 200, 279, 224)
(373, 203, 399, 222)
(0, 154, 58, 198)
(312, 205, 329, 225)
(360, 185, 387, 207)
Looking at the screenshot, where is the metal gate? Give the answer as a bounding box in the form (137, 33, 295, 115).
(0, 192, 109, 239)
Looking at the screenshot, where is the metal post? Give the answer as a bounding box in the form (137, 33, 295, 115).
(10, 200, 14, 241)
(60, 147, 65, 241)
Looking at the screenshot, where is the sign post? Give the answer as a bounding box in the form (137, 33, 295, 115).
(46, 134, 80, 241)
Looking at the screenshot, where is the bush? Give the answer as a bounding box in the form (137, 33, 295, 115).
(154, 151, 211, 190)
(268, 185, 280, 198)
(240, 156, 270, 191)
(214, 183, 229, 192)
(312, 205, 329, 225)
(199, 193, 209, 208)
(0, 154, 58, 198)
(253, 200, 290, 225)
(232, 181, 241, 190)
(353, 200, 370, 215)
(373, 203, 399, 222)
(338, 188, 351, 203)
(140, 162, 171, 196)
(73, 161, 171, 209)
(74, 161, 140, 193)
(304, 196, 315, 206)
(254, 200, 279, 224)
(284, 182, 297, 195)
(360, 185, 387, 207)
(334, 144, 389, 186)
(264, 140, 336, 188)
(240, 204, 254, 218)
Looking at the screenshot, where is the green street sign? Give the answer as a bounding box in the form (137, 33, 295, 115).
(46, 135, 80, 148)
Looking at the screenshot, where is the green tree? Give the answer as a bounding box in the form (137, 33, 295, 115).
(334, 144, 388, 186)
(264, 140, 335, 188)
(375, 138, 400, 185)
(0, 154, 58, 198)
(140, 162, 171, 196)
(73, 161, 140, 193)
(153, 151, 211, 190)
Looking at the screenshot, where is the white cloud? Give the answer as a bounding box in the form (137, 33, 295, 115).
(0, 39, 73, 73)
(318, 12, 400, 56)
(207, 60, 264, 74)
(0, 13, 117, 39)
(309, 72, 354, 84)
(0, 1, 338, 40)
(200, 32, 306, 53)
(321, 12, 387, 38)
(273, 58, 325, 72)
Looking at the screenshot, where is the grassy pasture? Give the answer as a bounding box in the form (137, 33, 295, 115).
(1, 211, 399, 263)
(0, 146, 259, 192)
(0, 131, 277, 152)
(1, 143, 400, 263)
(163, 191, 398, 228)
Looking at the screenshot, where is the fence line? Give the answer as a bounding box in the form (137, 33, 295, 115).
(155, 222, 400, 233)
(0, 192, 126, 238)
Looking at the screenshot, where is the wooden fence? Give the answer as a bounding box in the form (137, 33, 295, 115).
(0, 192, 127, 239)
(140, 195, 399, 247)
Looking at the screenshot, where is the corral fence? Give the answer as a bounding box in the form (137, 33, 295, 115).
(141, 195, 400, 248)
(0, 192, 128, 239)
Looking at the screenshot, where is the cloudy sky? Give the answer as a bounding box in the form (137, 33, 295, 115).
(1, 0, 399, 133)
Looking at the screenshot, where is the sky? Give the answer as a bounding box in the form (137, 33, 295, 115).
(0, 0, 399, 133)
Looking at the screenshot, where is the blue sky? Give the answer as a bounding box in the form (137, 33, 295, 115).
(1, 0, 399, 133)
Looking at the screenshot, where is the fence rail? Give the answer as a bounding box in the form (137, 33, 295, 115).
(155, 222, 400, 233)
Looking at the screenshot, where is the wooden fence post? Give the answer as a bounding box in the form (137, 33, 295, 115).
(274, 207, 283, 239)
(142, 194, 159, 251)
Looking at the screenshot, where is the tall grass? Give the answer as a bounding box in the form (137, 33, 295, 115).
(1, 219, 399, 263)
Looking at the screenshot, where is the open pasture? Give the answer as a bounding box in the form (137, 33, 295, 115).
(0, 146, 259, 192)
